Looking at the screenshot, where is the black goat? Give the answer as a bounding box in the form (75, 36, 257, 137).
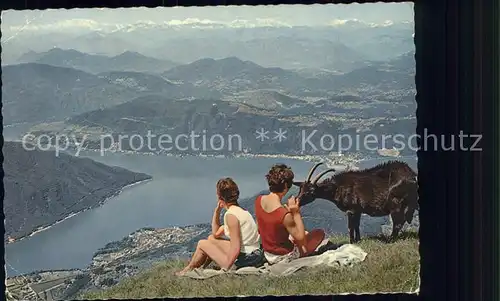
(293, 161, 418, 243)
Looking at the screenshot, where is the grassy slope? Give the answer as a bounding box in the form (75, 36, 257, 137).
(82, 232, 420, 299)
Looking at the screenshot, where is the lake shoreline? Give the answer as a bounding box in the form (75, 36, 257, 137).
(5, 178, 153, 245)
(75, 147, 367, 169)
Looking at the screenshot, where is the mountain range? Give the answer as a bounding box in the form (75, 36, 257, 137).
(145, 35, 366, 71)
(5, 46, 416, 158)
(26, 94, 416, 157)
(2, 63, 140, 125)
(1, 60, 221, 125)
(162, 53, 415, 96)
(3, 50, 414, 127)
(3, 22, 414, 70)
(15, 49, 178, 74)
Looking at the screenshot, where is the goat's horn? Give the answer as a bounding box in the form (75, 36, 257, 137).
(306, 162, 324, 182)
(312, 168, 337, 185)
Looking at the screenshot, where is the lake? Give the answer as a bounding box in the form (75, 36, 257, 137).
(5, 151, 417, 276)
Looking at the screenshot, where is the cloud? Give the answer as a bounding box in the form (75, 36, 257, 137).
(382, 20, 394, 26)
(4, 17, 407, 35)
(235, 18, 292, 28)
(160, 17, 292, 29)
(327, 18, 402, 28)
(4, 17, 295, 33)
(165, 18, 218, 26)
(6, 18, 113, 32)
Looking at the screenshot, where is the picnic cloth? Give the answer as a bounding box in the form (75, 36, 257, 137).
(182, 244, 367, 280)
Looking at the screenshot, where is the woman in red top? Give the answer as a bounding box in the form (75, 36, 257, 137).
(255, 164, 329, 264)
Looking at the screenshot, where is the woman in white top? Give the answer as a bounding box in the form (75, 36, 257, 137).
(175, 178, 262, 276)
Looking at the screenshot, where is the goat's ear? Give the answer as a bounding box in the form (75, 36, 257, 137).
(292, 181, 303, 187)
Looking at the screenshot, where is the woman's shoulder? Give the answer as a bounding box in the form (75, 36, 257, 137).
(226, 205, 250, 217)
(260, 201, 289, 217)
(274, 205, 289, 215)
(225, 207, 253, 225)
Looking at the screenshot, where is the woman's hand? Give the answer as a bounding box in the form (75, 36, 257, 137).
(212, 200, 224, 236)
(216, 200, 224, 211)
(286, 196, 300, 215)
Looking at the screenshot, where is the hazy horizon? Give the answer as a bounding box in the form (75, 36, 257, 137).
(2, 3, 413, 36)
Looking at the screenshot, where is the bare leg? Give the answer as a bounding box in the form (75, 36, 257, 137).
(289, 231, 309, 244)
(202, 234, 219, 268)
(197, 239, 232, 269)
(302, 229, 326, 256)
(176, 238, 232, 276)
(175, 239, 210, 276)
(201, 257, 212, 268)
(176, 234, 221, 275)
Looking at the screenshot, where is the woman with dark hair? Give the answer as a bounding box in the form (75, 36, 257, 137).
(254, 164, 331, 264)
(175, 177, 263, 276)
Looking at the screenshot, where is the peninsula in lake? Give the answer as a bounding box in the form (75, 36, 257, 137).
(3, 141, 152, 242)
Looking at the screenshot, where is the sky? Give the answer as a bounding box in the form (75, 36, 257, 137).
(1, 3, 414, 34)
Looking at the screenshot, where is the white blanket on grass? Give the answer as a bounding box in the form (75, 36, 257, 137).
(182, 244, 367, 280)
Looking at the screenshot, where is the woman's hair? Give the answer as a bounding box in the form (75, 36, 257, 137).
(216, 177, 240, 204)
(265, 164, 294, 193)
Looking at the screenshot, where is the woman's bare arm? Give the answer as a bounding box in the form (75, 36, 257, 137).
(283, 212, 307, 254)
(221, 214, 242, 269)
(211, 206, 223, 236)
(213, 225, 224, 238)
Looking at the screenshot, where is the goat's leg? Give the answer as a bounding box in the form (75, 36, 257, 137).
(404, 191, 418, 224)
(404, 204, 416, 224)
(389, 210, 405, 242)
(347, 211, 356, 244)
(352, 211, 362, 243)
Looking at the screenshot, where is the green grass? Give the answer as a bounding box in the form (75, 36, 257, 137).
(81, 232, 420, 299)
